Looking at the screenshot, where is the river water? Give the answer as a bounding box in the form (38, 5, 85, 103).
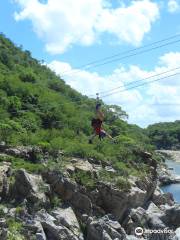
(161, 159, 180, 203)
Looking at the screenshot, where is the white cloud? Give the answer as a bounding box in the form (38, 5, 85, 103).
(14, 0, 159, 54)
(48, 52, 180, 127)
(167, 0, 180, 13)
(96, 0, 159, 45)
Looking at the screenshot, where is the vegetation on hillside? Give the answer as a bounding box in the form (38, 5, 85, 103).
(0, 33, 157, 178)
(147, 121, 180, 150)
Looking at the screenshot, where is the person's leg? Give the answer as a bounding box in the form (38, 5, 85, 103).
(105, 132, 113, 140)
(100, 130, 113, 139)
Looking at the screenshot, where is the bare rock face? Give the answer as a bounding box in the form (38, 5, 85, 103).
(158, 165, 180, 185)
(65, 158, 104, 177)
(123, 207, 149, 235)
(152, 186, 175, 206)
(0, 164, 11, 199)
(12, 169, 48, 204)
(5, 146, 44, 162)
(41, 221, 79, 240)
(42, 170, 92, 215)
(23, 220, 47, 240)
(0, 218, 7, 240)
(42, 171, 77, 201)
(174, 228, 180, 240)
(73, 159, 94, 174)
(86, 215, 126, 240)
(36, 209, 83, 240)
(51, 207, 82, 238)
(161, 204, 180, 228)
(146, 202, 167, 229)
(96, 182, 150, 221)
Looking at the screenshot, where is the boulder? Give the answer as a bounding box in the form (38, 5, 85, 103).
(36, 210, 81, 240)
(71, 192, 92, 214)
(135, 176, 157, 201)
(97, 182, 148, 221)
(74, 159, 93, 174)
(5, 146, 43, 162)
(42, 221, 79, 240)
(174, 228, 180, 240)
(42, 171, 77, 200)
(87, 215, 126, 240)
(95, 173, 157, 221)
(0, 228, 7, 240)
(162, 204, 180, 228)
(12, 169, 47, 204)
(126, 235, 140, 240)
(42, 170, 92, 214)
(0, 164, 10, 199)
(0, 218, 7, 240)
(158, 165, 180, 185)
(123, 207, 148, 235)
(51, 207, 81, 237)
(36, 233, 47, 240)
(24, 220, 46, 240)
(152, 187, 174, 206)
(123, 203, 168, 235)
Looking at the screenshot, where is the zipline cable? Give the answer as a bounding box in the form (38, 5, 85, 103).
(89, 66, 180, 97)
(7, 67, 180, 115)
(61, 35, 180, 77)
(101, 72, 180, 98)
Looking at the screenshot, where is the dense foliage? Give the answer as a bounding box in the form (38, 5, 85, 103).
(146, 121, 180, 150)
(0, 33, 156, 177)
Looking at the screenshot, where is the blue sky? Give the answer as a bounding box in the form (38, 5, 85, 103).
(1, 0, 180, 127)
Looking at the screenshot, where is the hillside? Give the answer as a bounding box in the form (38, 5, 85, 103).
(3, 34, 180, 240)
(0, 33, 154, 168)
(147, 121, 180, 150)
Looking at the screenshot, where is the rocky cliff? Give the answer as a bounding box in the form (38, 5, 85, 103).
(0, 145, 179, 240)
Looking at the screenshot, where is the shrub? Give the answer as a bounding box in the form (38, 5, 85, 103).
(73, 171, 96, 189)
(20, 71, 36, 83)
(115, 176, 131, 190)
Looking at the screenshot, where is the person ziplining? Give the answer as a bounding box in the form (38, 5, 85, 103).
(89, 95, 114, 144)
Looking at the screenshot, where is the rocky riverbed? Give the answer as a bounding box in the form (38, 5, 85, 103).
(0, 146, 180, 239)
(157, 150, 180, 163)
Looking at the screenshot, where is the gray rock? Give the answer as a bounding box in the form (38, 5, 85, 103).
(12, 169, 47, 204)
(5, 146, 43, 162)
(0, 228, 7, 240)
(7, 208, 16, 218)
(0, 165, 10, 199)
(0, 218, 7, 240)
(42, 220, 79, 240)
(123, 203, 167, 236)
(71, 192, 92, 214)
(97, 181, 152, 221)
(42, 170, 92, 214)
(162, 204, 180, 228)
(126, 236, 140, 240)
(174, 228, 180, 240)
(52, 207, 81, 237)
(36, 210, 82, 240)
(123, 207, 148, 235)
(0, 218, 7, 228)
(152, 187, 174, 206)
(87, 215, 126, 240)
(142, 202, 166, 229)
(42, 171, 77, 201)
(36, 232, 47, 240)
(24, 219, 46, 239)
(36, 210, 56, 223)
